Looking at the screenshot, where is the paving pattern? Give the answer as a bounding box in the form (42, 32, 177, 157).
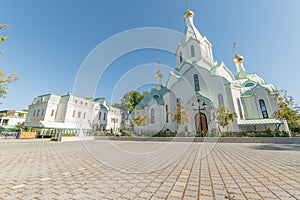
(0, 139, 299, 200)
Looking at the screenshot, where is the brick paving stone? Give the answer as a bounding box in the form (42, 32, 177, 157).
(0, 140, 299, 199)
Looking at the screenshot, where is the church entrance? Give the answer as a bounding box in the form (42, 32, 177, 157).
(195, 113, 208, 132)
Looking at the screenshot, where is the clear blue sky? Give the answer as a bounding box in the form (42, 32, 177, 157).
(1, 0, 300, 110)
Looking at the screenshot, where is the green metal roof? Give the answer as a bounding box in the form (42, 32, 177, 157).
(0, 125, 15, 130)
(238, 119, 283, 126)
(100, 104, 108, 110)
(136, 86, 172, 109)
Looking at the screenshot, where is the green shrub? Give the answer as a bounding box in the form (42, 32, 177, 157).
(281, 130, 289, 137)
(61, 132, 76, 137)
(220, 132, 233, 137)
(237, 131, 242, 137)
(121, 132, 132, 137)
(51, 137, 58, 141)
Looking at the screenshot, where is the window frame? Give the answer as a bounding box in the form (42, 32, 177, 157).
(237, 98, 244, 120)
(150, 108, 155, 124)
(259, 99, 269, 119)
(218, 94, 224, 106)
(194, 74, 200, 91)
(179, 51, 183, 63)
(191, 45, 195, 57)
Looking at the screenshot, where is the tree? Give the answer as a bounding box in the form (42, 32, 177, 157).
(85, 97, 94, 100)
(131, 115, 148, 127)
(0, 24, 8, 46)
(131, 115, 148, 135)
(0, 23, 18, 100)
(120, 90, 147, 113)
(172, 100, 189, 133)
(112, 90, 149, 128)
(213, 105, 237, 135)
(111, 102, 121, 109)
(274, 89, 300, 129)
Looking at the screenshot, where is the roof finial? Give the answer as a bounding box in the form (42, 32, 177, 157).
(186, 0, 189, 11)
(233, 42, 237, 53)
(156, 60, 162, 78)
(183, 0, 194, 20)
(233, 42, 244, 63)
(157, 60, 160, 71)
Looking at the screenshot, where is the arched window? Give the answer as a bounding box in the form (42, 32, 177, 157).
(153, 94, 160, 99)
(166, 105, 169, 123)
(150, 108, 155, 123)
(191, 45, 195, 57)
(245, 83, 255, 87)
(237, 98, 244, 119)
(179, 51, 183, 63)
(259, 99, 269, 118)
(194, 74, 200, 91)
(218, 94, 224, 106)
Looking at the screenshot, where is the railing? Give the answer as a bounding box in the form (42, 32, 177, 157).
(1, 132, 19, 139)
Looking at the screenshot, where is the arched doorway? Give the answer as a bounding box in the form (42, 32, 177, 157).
(195, 113, 208, 132)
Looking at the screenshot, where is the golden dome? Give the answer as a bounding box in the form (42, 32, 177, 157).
(184, 10, 194, 20)
(233, 51, 244, 64)
(156, 70, 162, 78)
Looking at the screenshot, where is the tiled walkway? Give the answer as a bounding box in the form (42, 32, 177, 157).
(0, 139, 299, 199)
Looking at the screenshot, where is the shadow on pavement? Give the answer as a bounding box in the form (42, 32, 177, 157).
(253, 144, 300, 151)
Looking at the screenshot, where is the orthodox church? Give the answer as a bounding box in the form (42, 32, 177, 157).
(133, 7, 288, 134)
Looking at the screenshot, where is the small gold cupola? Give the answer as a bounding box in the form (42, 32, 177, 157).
(233, 42, 247, 79)
(155, 66, 162, 78)
(233, 51, 244, 64)
(184, 9, 194, 20)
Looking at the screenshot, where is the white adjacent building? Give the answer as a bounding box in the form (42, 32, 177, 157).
(133, 8, 288, 134)
(24, 92, 121, 135)
(0, 110, 27, 130)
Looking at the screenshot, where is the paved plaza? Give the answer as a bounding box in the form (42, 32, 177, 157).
(0, 139, 299, 200)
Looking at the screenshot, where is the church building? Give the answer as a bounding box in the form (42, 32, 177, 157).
(133, 8, 288, 134)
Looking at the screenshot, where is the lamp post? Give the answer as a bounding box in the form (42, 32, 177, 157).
(195, 93, 207, 134)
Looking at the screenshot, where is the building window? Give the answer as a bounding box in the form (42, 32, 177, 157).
(85, 102, 88, 106)
(259, 99, 269, 118)
(75, 100, 78, 104)
(80, 101, 83, 105)
(245, 83, 255, 87)
(78, 111, 81, 118)
(150, 108, 155, 124)
(51, 109, 55, 117)
(2, 119, 9, 125)
(83, 112, 86, 119)
(72, 110, 75, 117)
(37, 109, 40, 117)
(33, 110, 36, 117)
(194, 74, 200, 91)
(41, 109, 44, 116)
(191, 45, 195, 57)
(218, 94, 224, 106)
(99, 112, 102, 120)
(166, 105, 169, 123)
(179, 51, 183, 63)
(237, 98, 244, 119)
(103, 113, 106, 121)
